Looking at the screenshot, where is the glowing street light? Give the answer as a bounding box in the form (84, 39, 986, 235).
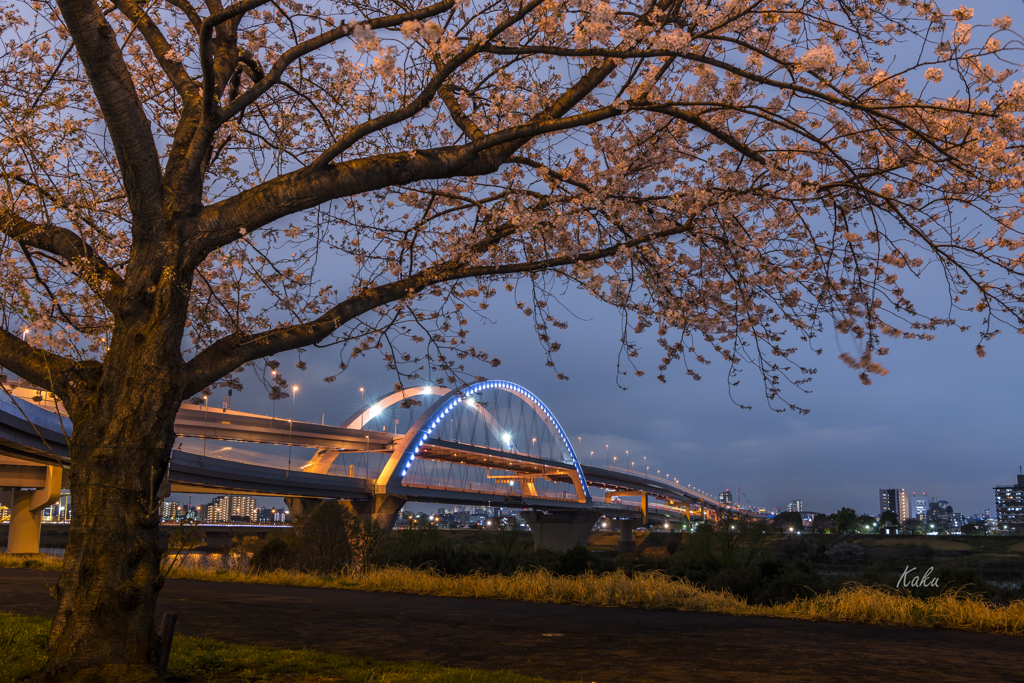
(202, 394, 209, 456)
(270, 369, 278, 419)
(287, 385, 298, 478)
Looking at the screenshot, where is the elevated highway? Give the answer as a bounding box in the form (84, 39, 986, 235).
(1, 380, 755, 552)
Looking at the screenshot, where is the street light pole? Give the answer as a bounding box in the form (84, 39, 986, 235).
(287, 385, 298, 478)
(202, 395, 209, 456)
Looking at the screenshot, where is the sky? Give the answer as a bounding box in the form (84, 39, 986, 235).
(169, 274, 1024, 518)
(153, 4, 1024, 518)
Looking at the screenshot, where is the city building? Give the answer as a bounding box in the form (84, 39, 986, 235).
(911, 492, 928, 520)
(994, 472, 1024, 533)
(719, 489, 733, 505)
(787, 500, 803, 513)
(880, 488, 910, 525)
(206, 496, 231, 523)
(228, 495, 257, 522)
(256, 507, 288, 523)
(160, 500, 180, 521)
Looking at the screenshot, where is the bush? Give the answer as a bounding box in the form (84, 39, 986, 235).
(825, 542, 866, 565)
(293, 502, 358, 573)
(557, 544, 591, 575)
(291, 501, 387, 573)
(250, 537, 297, 573)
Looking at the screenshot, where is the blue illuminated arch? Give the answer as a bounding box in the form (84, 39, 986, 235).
(378, 380, 590, 501)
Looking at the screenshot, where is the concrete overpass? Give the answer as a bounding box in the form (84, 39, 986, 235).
(0, 380, 753, 553)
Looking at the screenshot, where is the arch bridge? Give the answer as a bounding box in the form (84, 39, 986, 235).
(0, 380, 750, 553)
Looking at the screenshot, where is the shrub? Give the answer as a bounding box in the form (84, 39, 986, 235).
(250, 537, 297, 573)
(293, 502, 358, 573)
(826, 542, 866, 565)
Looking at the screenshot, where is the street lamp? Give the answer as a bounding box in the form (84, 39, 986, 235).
(287, 385, 298, 478)
(202, 395, 209, 456)
(270, 369, 277, 419)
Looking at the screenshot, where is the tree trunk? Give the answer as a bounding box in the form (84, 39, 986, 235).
(40, 322, 188, 681)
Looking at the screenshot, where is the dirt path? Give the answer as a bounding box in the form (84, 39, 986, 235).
(2, 569, 1020, 683)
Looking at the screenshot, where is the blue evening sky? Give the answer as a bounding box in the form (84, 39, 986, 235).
(167, 3, 1024, 518)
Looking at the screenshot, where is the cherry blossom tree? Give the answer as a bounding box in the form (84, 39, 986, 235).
(2, 0, 1024, 678)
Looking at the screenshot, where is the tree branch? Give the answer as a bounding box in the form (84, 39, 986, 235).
(0, 211, 125, 308)
(182, 217, 694, 394)
(218, 0, 457, 123)
(191, 58, 618, 261)
(55, 0, 164, 231)
(110, 0, 200, 102)
(0, 331, 96, 396)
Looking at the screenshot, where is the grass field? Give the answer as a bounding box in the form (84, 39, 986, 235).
(0, 611, 565, 683)
(4, 535, 1023, 639)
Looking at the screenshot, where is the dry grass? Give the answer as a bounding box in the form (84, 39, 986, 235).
(167, 562, 1024, 636)
(0, 552, 63, 571)
(5, 551, 1023, 636)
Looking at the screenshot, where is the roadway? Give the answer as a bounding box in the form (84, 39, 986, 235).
(1, 568, 1018, 683)
(1, 384, 739, 517)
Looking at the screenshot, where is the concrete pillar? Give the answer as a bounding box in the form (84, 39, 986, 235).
(522, 510, 600, 551)
(283, 496, 321, 519)
(617, 518, 636, 552)
(8, 490, 43, 554)
(343, 494, 405, 534)
(5, 465, 61, 554)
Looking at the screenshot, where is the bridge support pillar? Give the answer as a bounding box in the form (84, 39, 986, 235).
(617, 518, 636, 552)
(344, 495, 405, 534)
(7, 491, 43, 554)
(283, 496, 322, 519)
(4, 465, 61, 554)
(522, 510, 599, 552)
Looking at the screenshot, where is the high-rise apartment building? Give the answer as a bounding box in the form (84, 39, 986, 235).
(880, 488, 910, 525)
(203, 494, 257, 523)
(994, 473, 1024, 532)
(719, 489, 733, 505)
(787, 500, 803, 513)
(160, 500, 180, 521)
(207, 496, 231, 523)
(910, 492, 928, 520)
(229, 495, 257, 522)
